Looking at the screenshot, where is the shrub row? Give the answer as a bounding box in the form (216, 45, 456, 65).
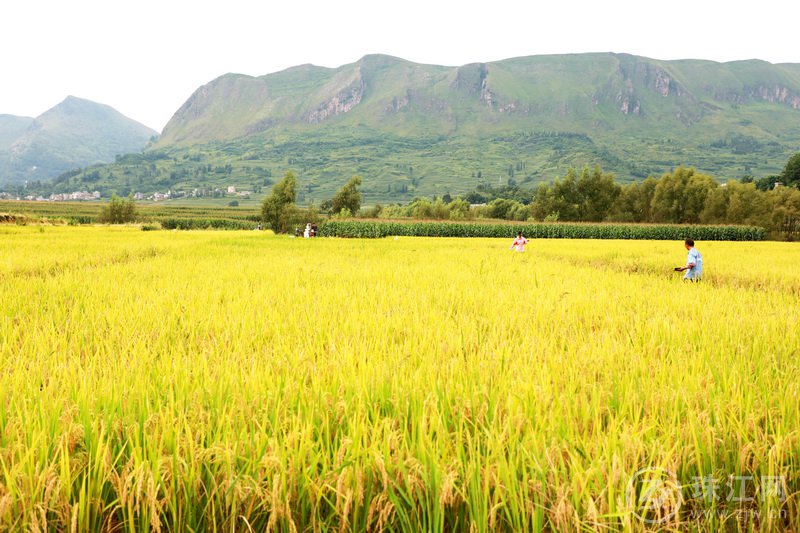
(3, 212, 257, 230)
(319, 220, 766, 241)
(0, 213, 48, 225)
(159, 218, 255, 230)
(66, 215, 95, 225)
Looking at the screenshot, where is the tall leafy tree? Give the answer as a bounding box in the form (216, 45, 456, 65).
(260, 171, 297, 233)
(767, 186, 800, 236)
(530, 182, 557, 221)
(331, 175, 363, 215)
(549, 168, 581, 220)
(780, 152, 800, 188)
(98, 194, 137, 224)
(700, 180, 770, 227)
(611, 177, 657, 222)
(651, 166, 717, 223)
(576, 165, 621, 221)
(530, 166, 619, 222)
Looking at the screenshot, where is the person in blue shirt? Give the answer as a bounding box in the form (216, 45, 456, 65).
(675, 238, 703, 281)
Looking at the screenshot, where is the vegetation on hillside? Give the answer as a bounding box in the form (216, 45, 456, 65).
(23, 128, 793, 205)
(11, 53, 800, 201)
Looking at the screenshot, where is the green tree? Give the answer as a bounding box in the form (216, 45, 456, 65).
(331, 175, 363, 216)
(411, 198, 434, 219)
(576, 165, 621, 221)
(431, 197, 450, 219)
(530, 182, 556, 221)
(98, 194, 137, 224)
(651, 166, 718, 223)
(636, 177, 658, 222)
(550, 169, 581, 220)
(700, 180, 770, 227)
(363, 204, 383, 218)
(767, 186, 800, 239)
(610, 177, 657, 222)
(486, 198, 527, 220)
(531, 166, 617, 221)
(448, 198, 471, 220)
(755, 175, 781, 191)
(780, 152, 800, 188)
(260, 171, 298, 233)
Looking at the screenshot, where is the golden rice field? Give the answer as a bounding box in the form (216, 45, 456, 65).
(1, 225, 798, 532)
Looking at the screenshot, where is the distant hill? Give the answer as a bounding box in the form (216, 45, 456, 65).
(29, 54, 800, 202)
(0, 115, 35, 182)
(0, 115, 34, 148)
(0, 97, 157, 186)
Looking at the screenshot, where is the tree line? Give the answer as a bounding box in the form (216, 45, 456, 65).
(373, 165, 799, 238)
(261, 154, 800, 239)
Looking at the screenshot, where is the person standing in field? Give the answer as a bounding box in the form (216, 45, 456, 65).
(510, 231, 528, 252)
(675, 238, 703, 281)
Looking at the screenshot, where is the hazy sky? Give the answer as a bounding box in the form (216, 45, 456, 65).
(2, 0, 799, 132)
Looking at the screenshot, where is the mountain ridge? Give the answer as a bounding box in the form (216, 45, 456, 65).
(156, 52, 800, 146)
(13, 53, 800, 202)
(0, 96, 157, 185)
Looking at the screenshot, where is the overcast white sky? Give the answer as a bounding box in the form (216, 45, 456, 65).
(2, 0, 799, 132)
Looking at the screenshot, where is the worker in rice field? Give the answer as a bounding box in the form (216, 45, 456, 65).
(510, 231, 528, 252)
(675, 238, 703, 281)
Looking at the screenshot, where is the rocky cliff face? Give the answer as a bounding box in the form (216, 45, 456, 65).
(725, 85, 800, 108)
(174, 84, 213, 122)
(307, 76, 366, 124)
(480, 77, 494, 109)
(452, 63, 488, 94)
(611, 58, 694, 117)
(616, 57, 688, 97)
(384, 91, 411, 113)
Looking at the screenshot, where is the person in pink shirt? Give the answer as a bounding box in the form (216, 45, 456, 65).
(510, 231, 528, 252)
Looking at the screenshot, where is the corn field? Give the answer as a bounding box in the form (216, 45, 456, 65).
(319, 220, 766, 241)
(0, 226, 798, 531)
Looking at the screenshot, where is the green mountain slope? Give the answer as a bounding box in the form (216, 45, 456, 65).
(0, 97, 157, 186)
(0, 115, 35, 182)
(38, 54, 800, 203)
(0, 115, 34, 148)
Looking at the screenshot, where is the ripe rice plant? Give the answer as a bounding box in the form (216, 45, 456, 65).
(0, 226, 797, 531)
